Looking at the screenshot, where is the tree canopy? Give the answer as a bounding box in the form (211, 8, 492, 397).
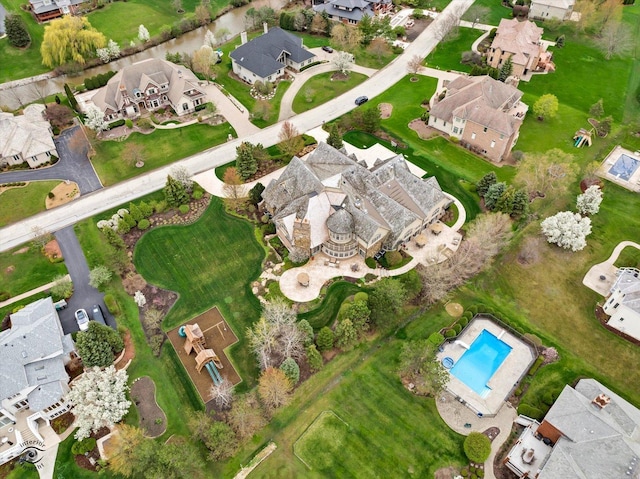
(75, 321, 123, 368)
(41, 16, 106, 68)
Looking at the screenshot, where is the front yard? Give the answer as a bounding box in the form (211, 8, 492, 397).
(292, 72, 368, 115)
(0, 180, 62, 227)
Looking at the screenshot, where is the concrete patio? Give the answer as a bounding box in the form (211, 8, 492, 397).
(582, 241, 640, 296)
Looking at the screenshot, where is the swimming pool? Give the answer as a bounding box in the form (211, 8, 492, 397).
(450, 330, 512, 397)
(609, 154, 640, 181)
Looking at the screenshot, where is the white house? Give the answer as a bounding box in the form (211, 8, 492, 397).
(603, 267, 640, 341)
(529, 0, 575, 21)
(230, 26, 316, 85)
(0, 298, 76, 466)
(0, 104, 59, 169)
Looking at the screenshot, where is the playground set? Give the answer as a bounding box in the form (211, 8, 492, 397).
(573, 128, 593, 148)
(167, 307, 241, 403)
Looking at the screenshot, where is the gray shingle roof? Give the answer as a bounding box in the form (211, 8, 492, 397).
(230, 27, 315, 79)
(430, 76, 523, 136)
(538, 379, 640, 479)
(0, 297, 73, 410)
(611, 269, 640, 314)
(326, 208, 354, 234)
(0, 104, 56, 161)
(29, 0, 85, 14)
(313, 0, 375, 21)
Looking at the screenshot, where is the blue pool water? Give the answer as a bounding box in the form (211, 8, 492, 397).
(450, 330, 512, 397)
(609, 154, 640, 181)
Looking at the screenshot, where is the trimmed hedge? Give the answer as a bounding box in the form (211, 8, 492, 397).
(518, 403, 543, 420)
(137, 219, 150, 230)
(444, 329, 456, 338)
(365, 257, 376, 268)
(108, 119, 126, 130)
(453, 323, 462, 334)
(527, 356, 544, 376)
(428, 332, 444, 346)
(179, 204, 190, 214)
(71, 437, 96, 455)
(353, 292, 369, 303)
(103, 294, 119, 314)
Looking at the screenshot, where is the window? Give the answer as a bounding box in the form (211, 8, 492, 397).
(471, 133, 476, 140)
(500, 134, 504, 140)
(13, 154, 20, 161)
(182, 103, 189, 111)
(46, 151, 51, 157)
(443, 121, 447, 127)
(453, 127, 459, 134)
(148, 88, 156, 95)
(490, 140, 495, 148)
(614, 303, 619, 309)
(483, 127, 488, 133)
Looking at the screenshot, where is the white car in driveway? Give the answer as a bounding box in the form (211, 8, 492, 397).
(75, 309, 90, 331)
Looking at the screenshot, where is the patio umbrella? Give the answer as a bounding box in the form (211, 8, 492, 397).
(415, 234, 427, 247)
(297, 272, 309, 287)
(430, 223, 443, 235)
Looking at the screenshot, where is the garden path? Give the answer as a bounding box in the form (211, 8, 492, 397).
(582, 240, 640, 296)
(0, 274, 71, 309)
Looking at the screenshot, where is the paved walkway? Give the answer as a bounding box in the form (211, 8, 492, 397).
(417, 66, 462, 94)
(0, 274, 71, 308)
(278, 54, 377, 121)
(204, 83, 260, 137)
(583, 241, 640, 296)
(436, 390, 517, 479)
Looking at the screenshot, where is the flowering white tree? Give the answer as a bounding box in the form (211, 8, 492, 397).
(134, 290, 147, 307)
(169, 165, 193, 191)
(96, 39, 120, 63)
(85, 105, 107, 131)
(576, 185, 603, 216)
(333, 51, 354, 75)
(138, 24, 150, 43)
(541, 211, 592, 252)
(204, 29, 216, 48)
(66, 366, 131, 440)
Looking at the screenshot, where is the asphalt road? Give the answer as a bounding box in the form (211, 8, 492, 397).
(54, 226, 117, 334)
(0, 0, 474, 252)
(0, 126, 103, 194)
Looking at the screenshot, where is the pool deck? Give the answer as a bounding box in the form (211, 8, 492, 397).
(437, 317, 537, 417)
(597, 145, 640, 193)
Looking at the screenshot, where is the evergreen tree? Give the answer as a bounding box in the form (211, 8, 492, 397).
(316, 327, 334, 352)
(327, 123, 344, 150)
(236, 142, 258, 180)
(589, 98, 604, 118)
(248, 182, 265, 205)
(306, 344, 323, 372)
(495, 186, 515, 214)
(484, 182, 507, 210)
(498, 57, 513, 82)
(128, 202, 143, 222)
(476, 171, 497, 197)
(361, 107, 381, 133)
(5, 14, 30, 48)
(279, 357, 300, 384)
(163, 175, 188, 207)
(511, 189, 529, 217)
(335, 318, 358, 350)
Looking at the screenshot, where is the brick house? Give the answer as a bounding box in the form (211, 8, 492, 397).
(262, 142, 450, 259)
(90, 58, 207, 121)
(428, 75, 528, 163)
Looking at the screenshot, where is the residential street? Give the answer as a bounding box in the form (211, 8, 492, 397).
(0, 126, 103, 194)
(54, 226, 116, 334)
(0, 0, 475, 252)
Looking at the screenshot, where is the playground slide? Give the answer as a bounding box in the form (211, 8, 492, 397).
(205, 361, 223, 386)
(575, 136, 583, 147)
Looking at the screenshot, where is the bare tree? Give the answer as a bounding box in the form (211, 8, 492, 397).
(597, 21, 634, 60)
(222, 167, 247, 211)
(407, 55, 423, 76)
(462, 5, 490, 28)
(228, 391, 266, 440)
(432, 9, 462, 41)
(258, 367, 292, 411)
(367, 37, 391, 61)
(169, 164, 193, 191)
(514, 148, 578, 198)
(192, 45, 215, 78)
(45, 103, 74, 129)
(278, 121, 304, 159)
(31, 225, 53, 250)
(122, 143, 145, 167)
(209, 378, 234, 409)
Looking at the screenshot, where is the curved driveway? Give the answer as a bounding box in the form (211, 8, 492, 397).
(0, 0, 475, 252)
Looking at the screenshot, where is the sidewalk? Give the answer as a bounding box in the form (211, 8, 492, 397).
(0, 274, 71, 309)
(583, 241, 640, 296)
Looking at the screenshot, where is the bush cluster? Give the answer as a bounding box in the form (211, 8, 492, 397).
(71, 437, 97, 455)
(527, 356, 544, 376)
(108, 119, 126, 130)
(103, 294, 119, 314)
(1, 182, 27, 187)
(83, 71, 116, 91)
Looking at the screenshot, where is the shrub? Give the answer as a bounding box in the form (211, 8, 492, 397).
(108, 119, 125, 130)
(103, 294, 119, 314)
(0, 291, 10, 301)
(48, 191, 55, 199)
(280, 357, 300, 384)
(137, 219, 150, 230)
(365, 257, 376, 268)
(463, 432, 491, 463)
(444, 329, 456, 338)
(514, 386, 523, 396)
(353, 292, 368, 303)
(192, 189, 203, 200)
(527, 356, 544, 376)
(316, 326, 334, 352)
(154, 200, 167, 213)
(542, 391, 555, 406)
(453, 323, 462, 334)
(518, 403, 543, 420)
(427, 332, 444, 346)
(71, 437, 97, 455)
(139, 201, 154, 218)
(179, 204, 190, 214)
(125, 119, 133, 128)
(459, 317, 468, 327)
(384, 250, 403, 267)
(477, 470, 484, 478)
(461, 467, 469, 477)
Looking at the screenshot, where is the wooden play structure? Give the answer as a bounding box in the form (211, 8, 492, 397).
(179, 323, 223, 386)
(573, 128, 593, 148)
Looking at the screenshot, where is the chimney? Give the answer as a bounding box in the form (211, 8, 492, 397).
(241, 31, 247, 45)
(263, 22, 268, 34)
(593, 393, 611, 409)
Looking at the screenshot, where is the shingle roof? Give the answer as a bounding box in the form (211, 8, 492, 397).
(430, 75, 523, 136)
(230, 27, 315, 79)
(0, 104, 56, 161)
(29, 0, 85, 15)
(531, 0, 574, 8)
(491, 18, 544, 67)
(611, 269, 640, 314)
(0, 297, 73, 410)
(538, 379, 640, 479)
(326, 208, 354, 234)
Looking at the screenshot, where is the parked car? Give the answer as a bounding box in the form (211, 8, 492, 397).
(75, 309, 90, 331)
(91, 304, 107, 326)
(355, 96, 369, 106)
(322, 45, 334, 53)
(53, 299, 67, 311)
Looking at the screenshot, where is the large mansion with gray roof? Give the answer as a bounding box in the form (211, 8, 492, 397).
(230, 27, 316, 85)
(0, 297, 76, 466)
(313, 0, 393, 25)
(429, 75, 528, 163)
(90, 58, 207, 121)
(262, 142, 450, 260)
(0, 104, 58, 169)
(505, 379, 640, 479)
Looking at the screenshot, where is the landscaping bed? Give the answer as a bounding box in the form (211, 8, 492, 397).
(131, 376, 167, 437)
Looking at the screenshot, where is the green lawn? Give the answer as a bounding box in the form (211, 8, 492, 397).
(0, 181, 61, 227)
(465, 0, 513, 26)
(292, 72, 367, 115)
(425, 27, 485, 73)
(0, 243, 67, 298)
(298, 282, 363, 329)
(133, 197, 265, 387)
(293, 411, 354, 471)
(92, 122, 232, 185)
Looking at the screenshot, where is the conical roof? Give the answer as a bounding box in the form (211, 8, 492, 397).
(326, 208, 354, 234)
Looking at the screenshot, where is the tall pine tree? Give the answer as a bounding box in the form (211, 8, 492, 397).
(163, 175, 188, 207)
(327, 123, 343, 150)
(476, 171, 497, 197)
(236, 142, 258, 180)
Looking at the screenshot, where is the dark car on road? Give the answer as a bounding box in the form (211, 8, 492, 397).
(91, 304, 107, 326)
(322, 45, 334, 53)
(355, 96, 369, 106)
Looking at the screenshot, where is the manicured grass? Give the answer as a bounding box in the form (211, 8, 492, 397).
(296, 32, 398, 69)
(53, 432, 120, 479)
(298, 282, 363, 329)
(91, 122, 232, 185)
(252, 80, 292, 128)
(292, 72, 367, 115)
(466, 0, 513, 26)
(0, 181, 61, 227)
(425, 27, 485, 73)
(0, 243, 67, 298)
(293, 411, 351, 471)
(133, 197, 264, 387)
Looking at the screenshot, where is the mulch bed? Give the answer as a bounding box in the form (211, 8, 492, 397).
(408, 120, 440, 140)
(434, 466, 459, 479)
(483, 426, 500, 442)
(166, 307, 241, 405)
(115, 329, 135, 370)
(43, 239, 63, 261)
(74, 427, 110, 471)
(131, 376, 167, 438)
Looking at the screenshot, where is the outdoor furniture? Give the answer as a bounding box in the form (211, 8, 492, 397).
(430, 222, 443, 235)
(522, 448, 535, 465)
(415, 234, 427, 248)
(297, 273, 309, 287)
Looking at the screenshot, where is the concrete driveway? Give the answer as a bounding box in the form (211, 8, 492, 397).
(0, 126, 103, 194)
(54, 226, 116, 334)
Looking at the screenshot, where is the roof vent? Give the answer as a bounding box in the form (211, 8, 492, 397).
(21, 351, 28, 358)
(593, 393, 611, 409)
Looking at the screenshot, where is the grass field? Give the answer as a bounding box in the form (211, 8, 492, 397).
(293, 411, 351, 471)
(292, 72, 367, 115)
(0, 181, 61, 227)
(424, 27, 485, 73)
(134, 197, 265, 386)
(91, 122, 232, 185)
(0, 243, 67, 298)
